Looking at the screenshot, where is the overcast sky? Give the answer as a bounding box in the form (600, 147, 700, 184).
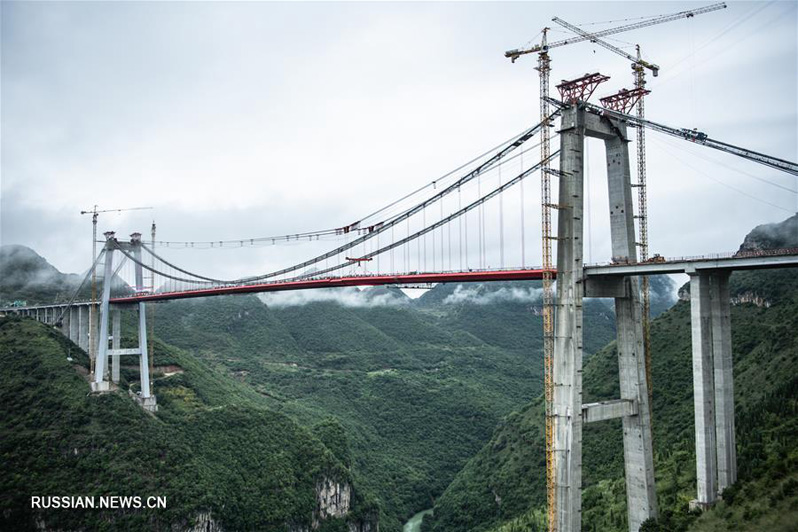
(2, 0, 796, 281)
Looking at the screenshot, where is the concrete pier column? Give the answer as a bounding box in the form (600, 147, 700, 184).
(605, 134, 658, 531)
(90, 305, 100, 363)
(69, 307, 79, 343)
(710, 272, 737, 492)
(553, 105, 586, 532)
(690, 273, 717, 507)
(60, 307, 70, 336)
(111, 308, 121, 383)
(78, 306, 89, 352)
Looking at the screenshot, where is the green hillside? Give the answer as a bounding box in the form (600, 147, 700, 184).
(0, 316, 377, 531)
(0, 246, 82, 305)
(423, 215, 798, 532)
(148, 281, 618, 531)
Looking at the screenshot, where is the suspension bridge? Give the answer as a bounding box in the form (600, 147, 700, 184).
(5, 5, 798, 531)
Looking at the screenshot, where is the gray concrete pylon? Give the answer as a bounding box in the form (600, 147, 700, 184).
(93, 233, 115, 391)
(555, 105, 657, 532)
(131, 234, 152, 399)
(690, 272, 717, 506)
(710, 272, 736, 491)
(553, 105, 586, 532)
(605, 132, 658, 531)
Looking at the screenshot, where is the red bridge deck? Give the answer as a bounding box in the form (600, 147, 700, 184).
(110, 268, 552, 304)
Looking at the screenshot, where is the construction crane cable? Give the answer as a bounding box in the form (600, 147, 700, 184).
(111, 243, 215, 285)
(657, 135, 798, 194)
(140, 244, 232, 283)
(650, 137, 795, 213)
(150, 127, 534, 249)
(357, 127, 541, 226)
(286, 150, 560, 282)
(546, 98, 798, 177)
(216, 116, 557, 284)
(54, 250, 107, 324)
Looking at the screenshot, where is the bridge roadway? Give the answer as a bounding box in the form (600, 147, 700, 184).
(108, 268, 551, 304)
(584, 250, 798, 277)
(3, 251, 795, 310)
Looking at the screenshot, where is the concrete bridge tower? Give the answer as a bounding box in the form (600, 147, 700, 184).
(553, 103, 657, 532)
(91, 232, 157, 412)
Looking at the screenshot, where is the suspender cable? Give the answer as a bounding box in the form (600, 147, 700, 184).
(499, 162, 505, 269)
(229, 117, 556, 284)
(289, 151, 558, 281)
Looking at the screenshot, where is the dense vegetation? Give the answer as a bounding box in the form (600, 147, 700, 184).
(149, 283, 619, 530)
(423, 216, 798, 532)
(0, 245, 627, 531)
(0, 316, 376, 531)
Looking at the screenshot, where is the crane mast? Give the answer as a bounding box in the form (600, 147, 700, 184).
(533, 27, 557, 532)
(633, 46, 653, 406)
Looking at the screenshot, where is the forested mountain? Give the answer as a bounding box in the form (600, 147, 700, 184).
(0, 316, 378, 531)
(0, 246, 82, 305)
(0, 243, 624, 531)
(423, 214, 798, 532)
(149, 282, 619, 531)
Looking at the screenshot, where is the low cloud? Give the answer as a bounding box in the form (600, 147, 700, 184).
(443, 284, 542, 305)
(258, 287, 406, 308)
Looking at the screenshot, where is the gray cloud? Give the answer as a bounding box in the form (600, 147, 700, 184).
(2, 1, 796, 280)
(258, 287, 407, 308)
(443, 284, 543, 306)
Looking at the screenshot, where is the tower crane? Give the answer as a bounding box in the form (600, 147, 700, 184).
(504, 4, 726, 531)
(80, 205, 152, 374)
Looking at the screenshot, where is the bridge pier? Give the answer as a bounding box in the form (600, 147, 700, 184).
(78, 306, 89, 352)
(689, 271, 736, 509)
(554, 104, 657, 532)
(60, 307, 69, 335)
(69, 307, 79, 344)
